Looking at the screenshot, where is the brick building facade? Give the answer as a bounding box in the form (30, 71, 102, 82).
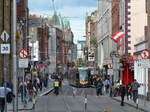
(0, 0, 12, 85)
(112, 0, 120, 34)
(38, 26, 49, 60)
(0, 0, 28, 85)
(17, 0, 29, 48)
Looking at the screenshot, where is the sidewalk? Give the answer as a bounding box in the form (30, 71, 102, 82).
(112, 96, 150, 112)
(7, 80, 53, 112)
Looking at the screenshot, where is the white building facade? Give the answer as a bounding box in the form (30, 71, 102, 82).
(129, 0, 148, 96)
(97, 0, 116, 75)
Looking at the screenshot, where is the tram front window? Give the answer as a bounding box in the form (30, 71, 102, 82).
(79, 70, 88, 81)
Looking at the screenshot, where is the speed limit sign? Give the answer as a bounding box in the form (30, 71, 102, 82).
(0, 44, 10, 54)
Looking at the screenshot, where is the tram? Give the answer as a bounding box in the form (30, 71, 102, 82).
(68, 67, 91, 87)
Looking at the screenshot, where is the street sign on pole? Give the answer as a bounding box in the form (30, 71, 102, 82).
(19, 59, 29, 68)
(88, 57, 95, 61)
(139, 59, 150, 68)
(0, 30, 9, 42)
(18, 49, 28, 59)
(1, 31, 10, 112)
(0, 44, 10, 54)
(141, 50, 150, 59)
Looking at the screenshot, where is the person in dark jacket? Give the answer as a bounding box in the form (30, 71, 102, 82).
(120, 84, 126, 106)
(126, 83, 132, 100)
(6, 92, 15, 103)
(96, 77, 103, 96)
(131, 79, 140, 103)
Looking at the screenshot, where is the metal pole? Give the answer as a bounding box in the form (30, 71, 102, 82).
(3, 39, 8, 112)
(31, 40, 34, 82)
(2, 0, 8, 111)
(4, 54, 7, 112)
(84, 89, 87, 112)
(144, 68, 147, 107)
(12, 0, 18, 111)
(145, 0, 150, 102)
(22, 69, 26, 107)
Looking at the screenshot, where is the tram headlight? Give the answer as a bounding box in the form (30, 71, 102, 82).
(80, 81, 88, 85)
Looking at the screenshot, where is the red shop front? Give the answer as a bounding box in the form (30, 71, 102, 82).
(121, 56, 134, 85)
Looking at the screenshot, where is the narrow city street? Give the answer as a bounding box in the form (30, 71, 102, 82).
(1, 0, 150, 112)
(26, 80, 140, 112)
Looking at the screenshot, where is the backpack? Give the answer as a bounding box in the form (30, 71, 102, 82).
(6, 92, 14, 103)
(97, 81, 103, 88)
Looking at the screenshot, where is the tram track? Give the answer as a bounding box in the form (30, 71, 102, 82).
(46, 80, 95, 112)
(62, 95, 72, 112)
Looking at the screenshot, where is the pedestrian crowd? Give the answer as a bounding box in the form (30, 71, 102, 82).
(111, 79, 140, 106)
(90, 75, 110, 96)
(18, 73, 49, 104)
(91, 75, 140, 107)
(0, 71, 63, 112)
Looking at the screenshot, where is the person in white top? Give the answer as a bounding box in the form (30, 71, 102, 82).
(72, 87, 77, 97)
(0, 86, 12, 112)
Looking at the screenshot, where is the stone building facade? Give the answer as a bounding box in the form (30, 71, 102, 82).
(97, 0, 115, 77)
(85, 10, 98, 67)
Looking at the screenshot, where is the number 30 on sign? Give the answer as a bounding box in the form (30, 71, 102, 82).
(0, 44, 10, 54)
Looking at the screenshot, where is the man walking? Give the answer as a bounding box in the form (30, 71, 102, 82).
(120, 84, 126, 106)
(0, 85, 12, 112)
(53, 79, 60, 95)
(103, 78, 110, 94)
(131, 79, 140, 103)
(126, 83, 132, 100)
(96, 77, 103, 96)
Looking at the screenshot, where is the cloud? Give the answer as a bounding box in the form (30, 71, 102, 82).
(70, 19, 86, 43)
(30, 6, 96, 19)
(29, 0, 97, 11)
(29, 0, 97, 43)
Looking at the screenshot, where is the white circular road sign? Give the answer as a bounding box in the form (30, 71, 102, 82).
(18, 49, 28, 59)
(141, 50, 150, 59)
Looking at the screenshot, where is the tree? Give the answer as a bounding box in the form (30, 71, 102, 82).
(76, 58, 86, 67)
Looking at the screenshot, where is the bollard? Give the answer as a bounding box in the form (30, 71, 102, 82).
(136, 98, 138, 109)
(84, 94, 87, 112)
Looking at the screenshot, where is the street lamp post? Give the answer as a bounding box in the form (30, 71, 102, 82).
(12, 0, 17, 112)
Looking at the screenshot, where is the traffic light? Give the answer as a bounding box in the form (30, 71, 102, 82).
(84, 47, 88, 55)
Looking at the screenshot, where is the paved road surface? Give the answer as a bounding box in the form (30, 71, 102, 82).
(26, 80, 142, 112)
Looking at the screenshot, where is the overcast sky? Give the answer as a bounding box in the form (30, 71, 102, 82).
(29, 0, 97, 43)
